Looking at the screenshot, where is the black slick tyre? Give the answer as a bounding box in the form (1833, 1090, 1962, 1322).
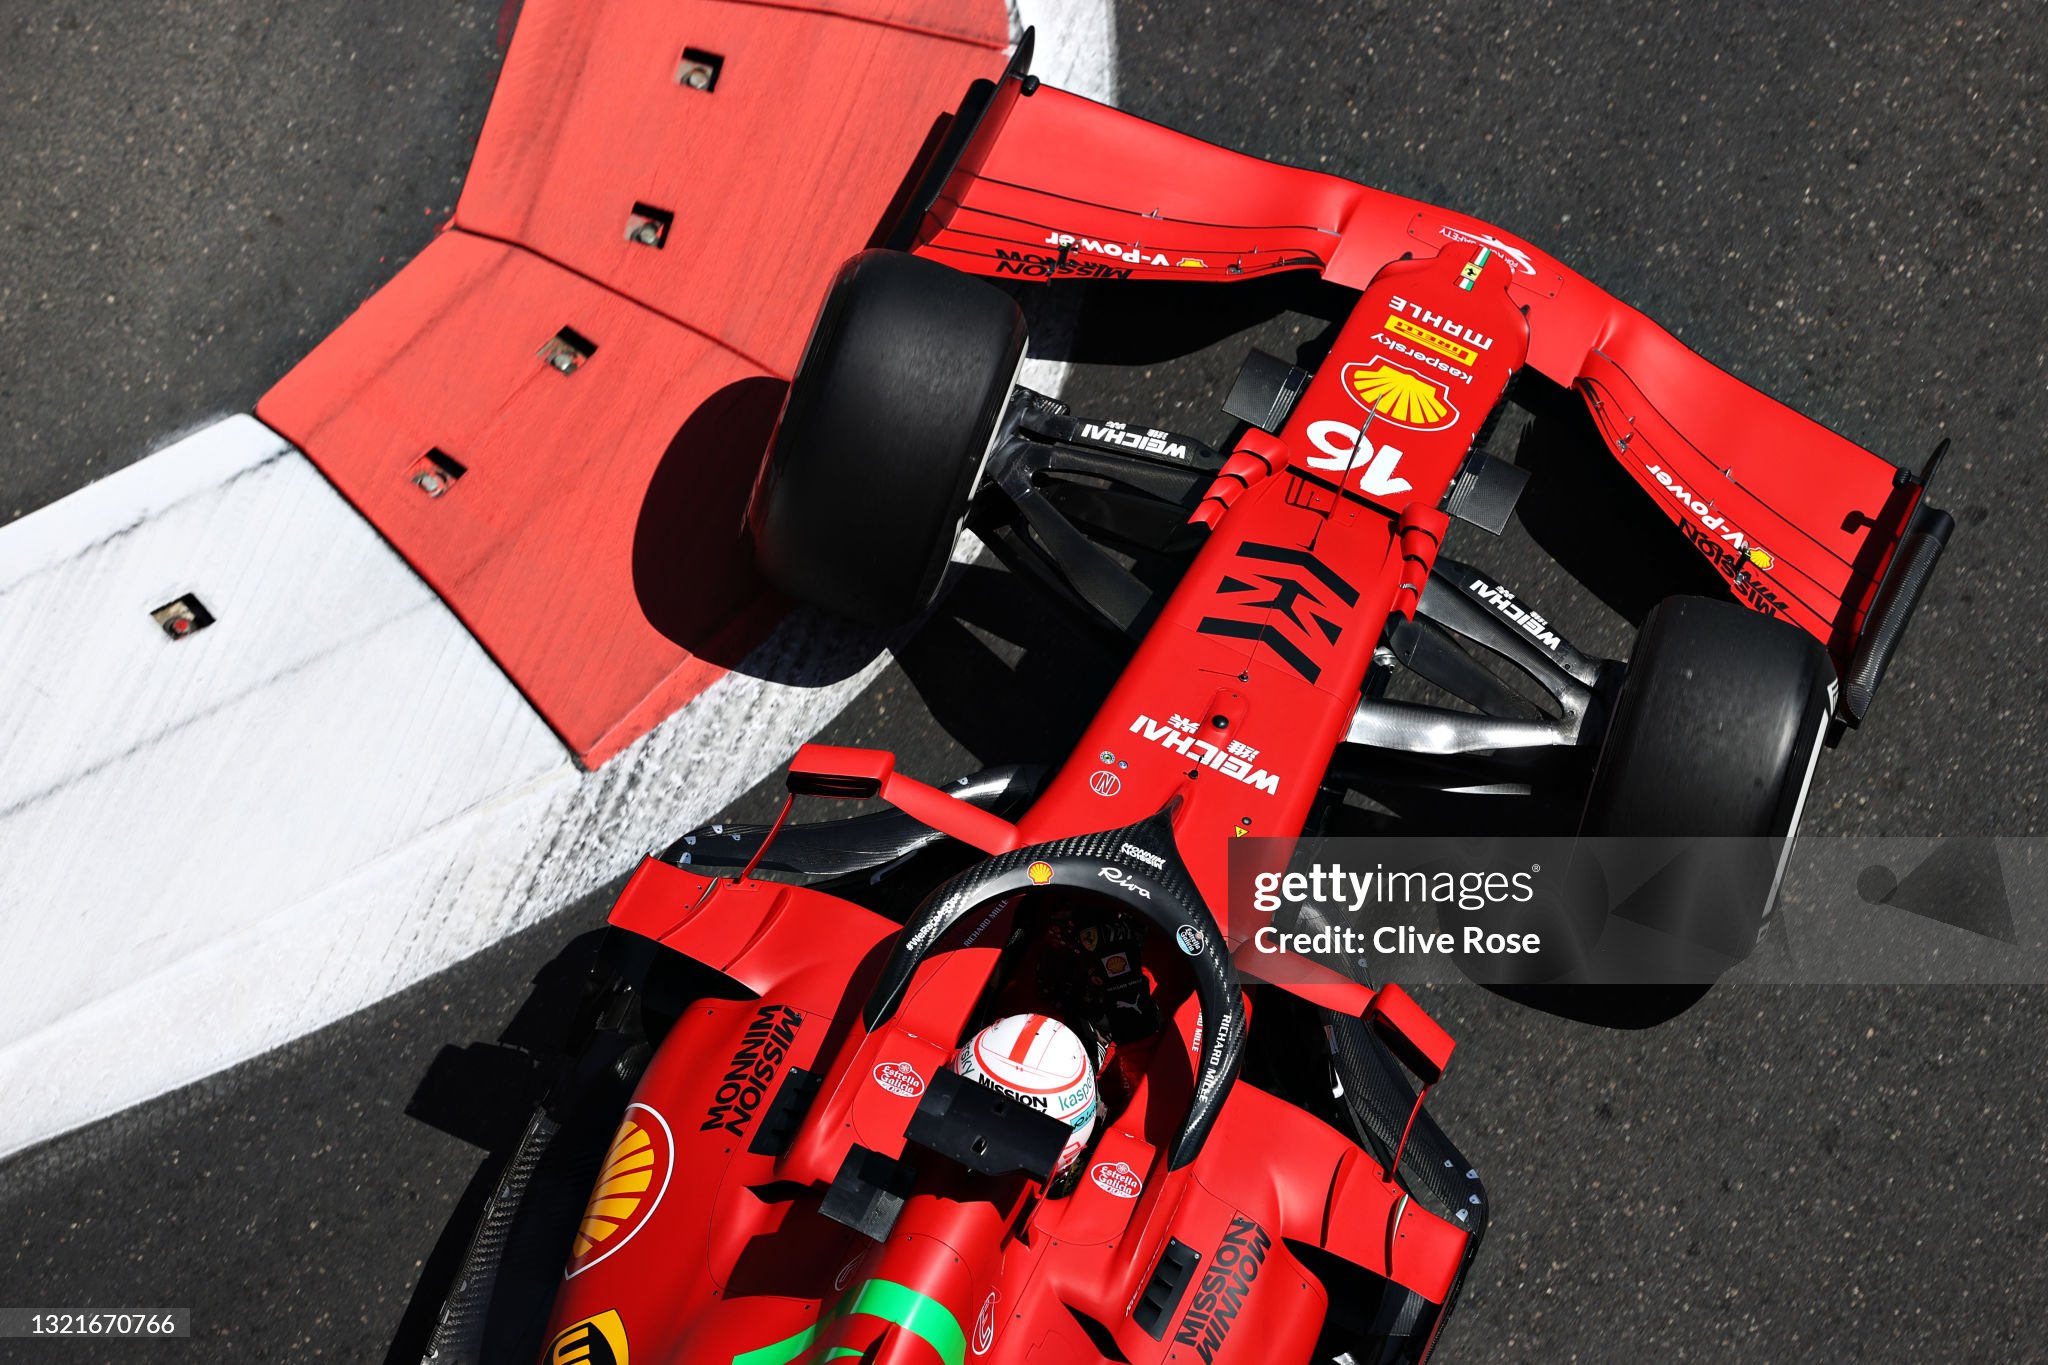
(748, 249, 1027, 626)
(1515, 595, 1832, 1025)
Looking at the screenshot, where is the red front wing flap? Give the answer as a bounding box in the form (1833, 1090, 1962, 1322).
(901, 70, 1944, 697)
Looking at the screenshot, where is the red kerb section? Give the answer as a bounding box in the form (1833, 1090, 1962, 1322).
(259, 0, 1008, 765)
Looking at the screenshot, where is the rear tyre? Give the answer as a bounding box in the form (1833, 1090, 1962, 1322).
(1515, 596, 1832, 1026)
(419, 935, 737, 1363)
(748, 249, 1027, 626)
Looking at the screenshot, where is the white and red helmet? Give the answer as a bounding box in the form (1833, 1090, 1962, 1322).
(953, 1013, 1099, 1180)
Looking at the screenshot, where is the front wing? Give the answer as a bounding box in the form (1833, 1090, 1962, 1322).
(895, 46, 1951, 720)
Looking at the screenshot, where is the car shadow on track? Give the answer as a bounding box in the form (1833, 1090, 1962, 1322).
(896, 560, 1134, 769)
(382, 925, 615, 1365)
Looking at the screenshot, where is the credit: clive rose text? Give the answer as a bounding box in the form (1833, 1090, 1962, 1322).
(1247, 863, 1545, 957)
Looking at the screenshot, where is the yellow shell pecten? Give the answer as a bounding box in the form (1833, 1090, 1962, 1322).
(575, 1119, 658, 1259)
(1351, 364, 1449, 427)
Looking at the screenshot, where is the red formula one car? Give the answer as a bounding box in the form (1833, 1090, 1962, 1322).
(420, 33, 1949, 1365)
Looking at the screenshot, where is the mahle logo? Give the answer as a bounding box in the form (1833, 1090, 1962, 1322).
(1341, 357, 1459, 431)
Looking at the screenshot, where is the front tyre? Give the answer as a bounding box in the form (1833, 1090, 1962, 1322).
(1585, 595, 1832, 847)
(1517, 596, 1833, 1026)
(748, 250, 1027, 626)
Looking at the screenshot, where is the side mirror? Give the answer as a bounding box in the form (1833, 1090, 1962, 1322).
(1365, 983, 1454, 1087)
(785, 744, 1020, 856)
(1362, 983, 1456, 1187)
(786, 743, 893, 798)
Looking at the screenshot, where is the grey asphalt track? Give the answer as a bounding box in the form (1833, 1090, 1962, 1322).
(0, 1, 501, 526)
(3, 1, 2045, 1361)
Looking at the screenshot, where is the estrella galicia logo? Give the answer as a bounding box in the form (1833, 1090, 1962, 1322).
(1197, 542, 1359, 683)
(1174, 1213, 1271, 1363)
(702, 1003, 804, 1139)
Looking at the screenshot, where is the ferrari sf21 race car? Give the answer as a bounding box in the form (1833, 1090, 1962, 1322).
(421, 32, 1951, 1365)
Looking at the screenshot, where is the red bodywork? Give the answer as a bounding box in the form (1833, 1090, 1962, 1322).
(546, 861, 1459, 1365)
(537, 56, 1931, 1365)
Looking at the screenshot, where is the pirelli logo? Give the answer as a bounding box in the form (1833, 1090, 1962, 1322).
(1385, 313, 1478, 366)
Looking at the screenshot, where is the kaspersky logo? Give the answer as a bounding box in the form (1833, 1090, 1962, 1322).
(567, 1103, 674, 1277)
(1340, 357, 1459, 432)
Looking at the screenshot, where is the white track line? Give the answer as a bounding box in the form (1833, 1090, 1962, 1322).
(0, 0, 1114, 1161)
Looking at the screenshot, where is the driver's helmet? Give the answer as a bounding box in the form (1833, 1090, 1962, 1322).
(953, 1012, 1099, 1183)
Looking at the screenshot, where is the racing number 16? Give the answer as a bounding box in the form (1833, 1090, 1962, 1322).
(1303, 421, 1413, 497)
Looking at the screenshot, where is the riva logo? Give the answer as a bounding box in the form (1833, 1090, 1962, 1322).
(1174, 1214, 1271, 1364)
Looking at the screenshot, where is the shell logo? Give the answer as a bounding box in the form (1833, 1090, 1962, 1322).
(1027, 860, 1054, 885)
(1745, 546, 1775, 571)
(1342, 358, 1459, 432)
(567, 1103, 674, 1277)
